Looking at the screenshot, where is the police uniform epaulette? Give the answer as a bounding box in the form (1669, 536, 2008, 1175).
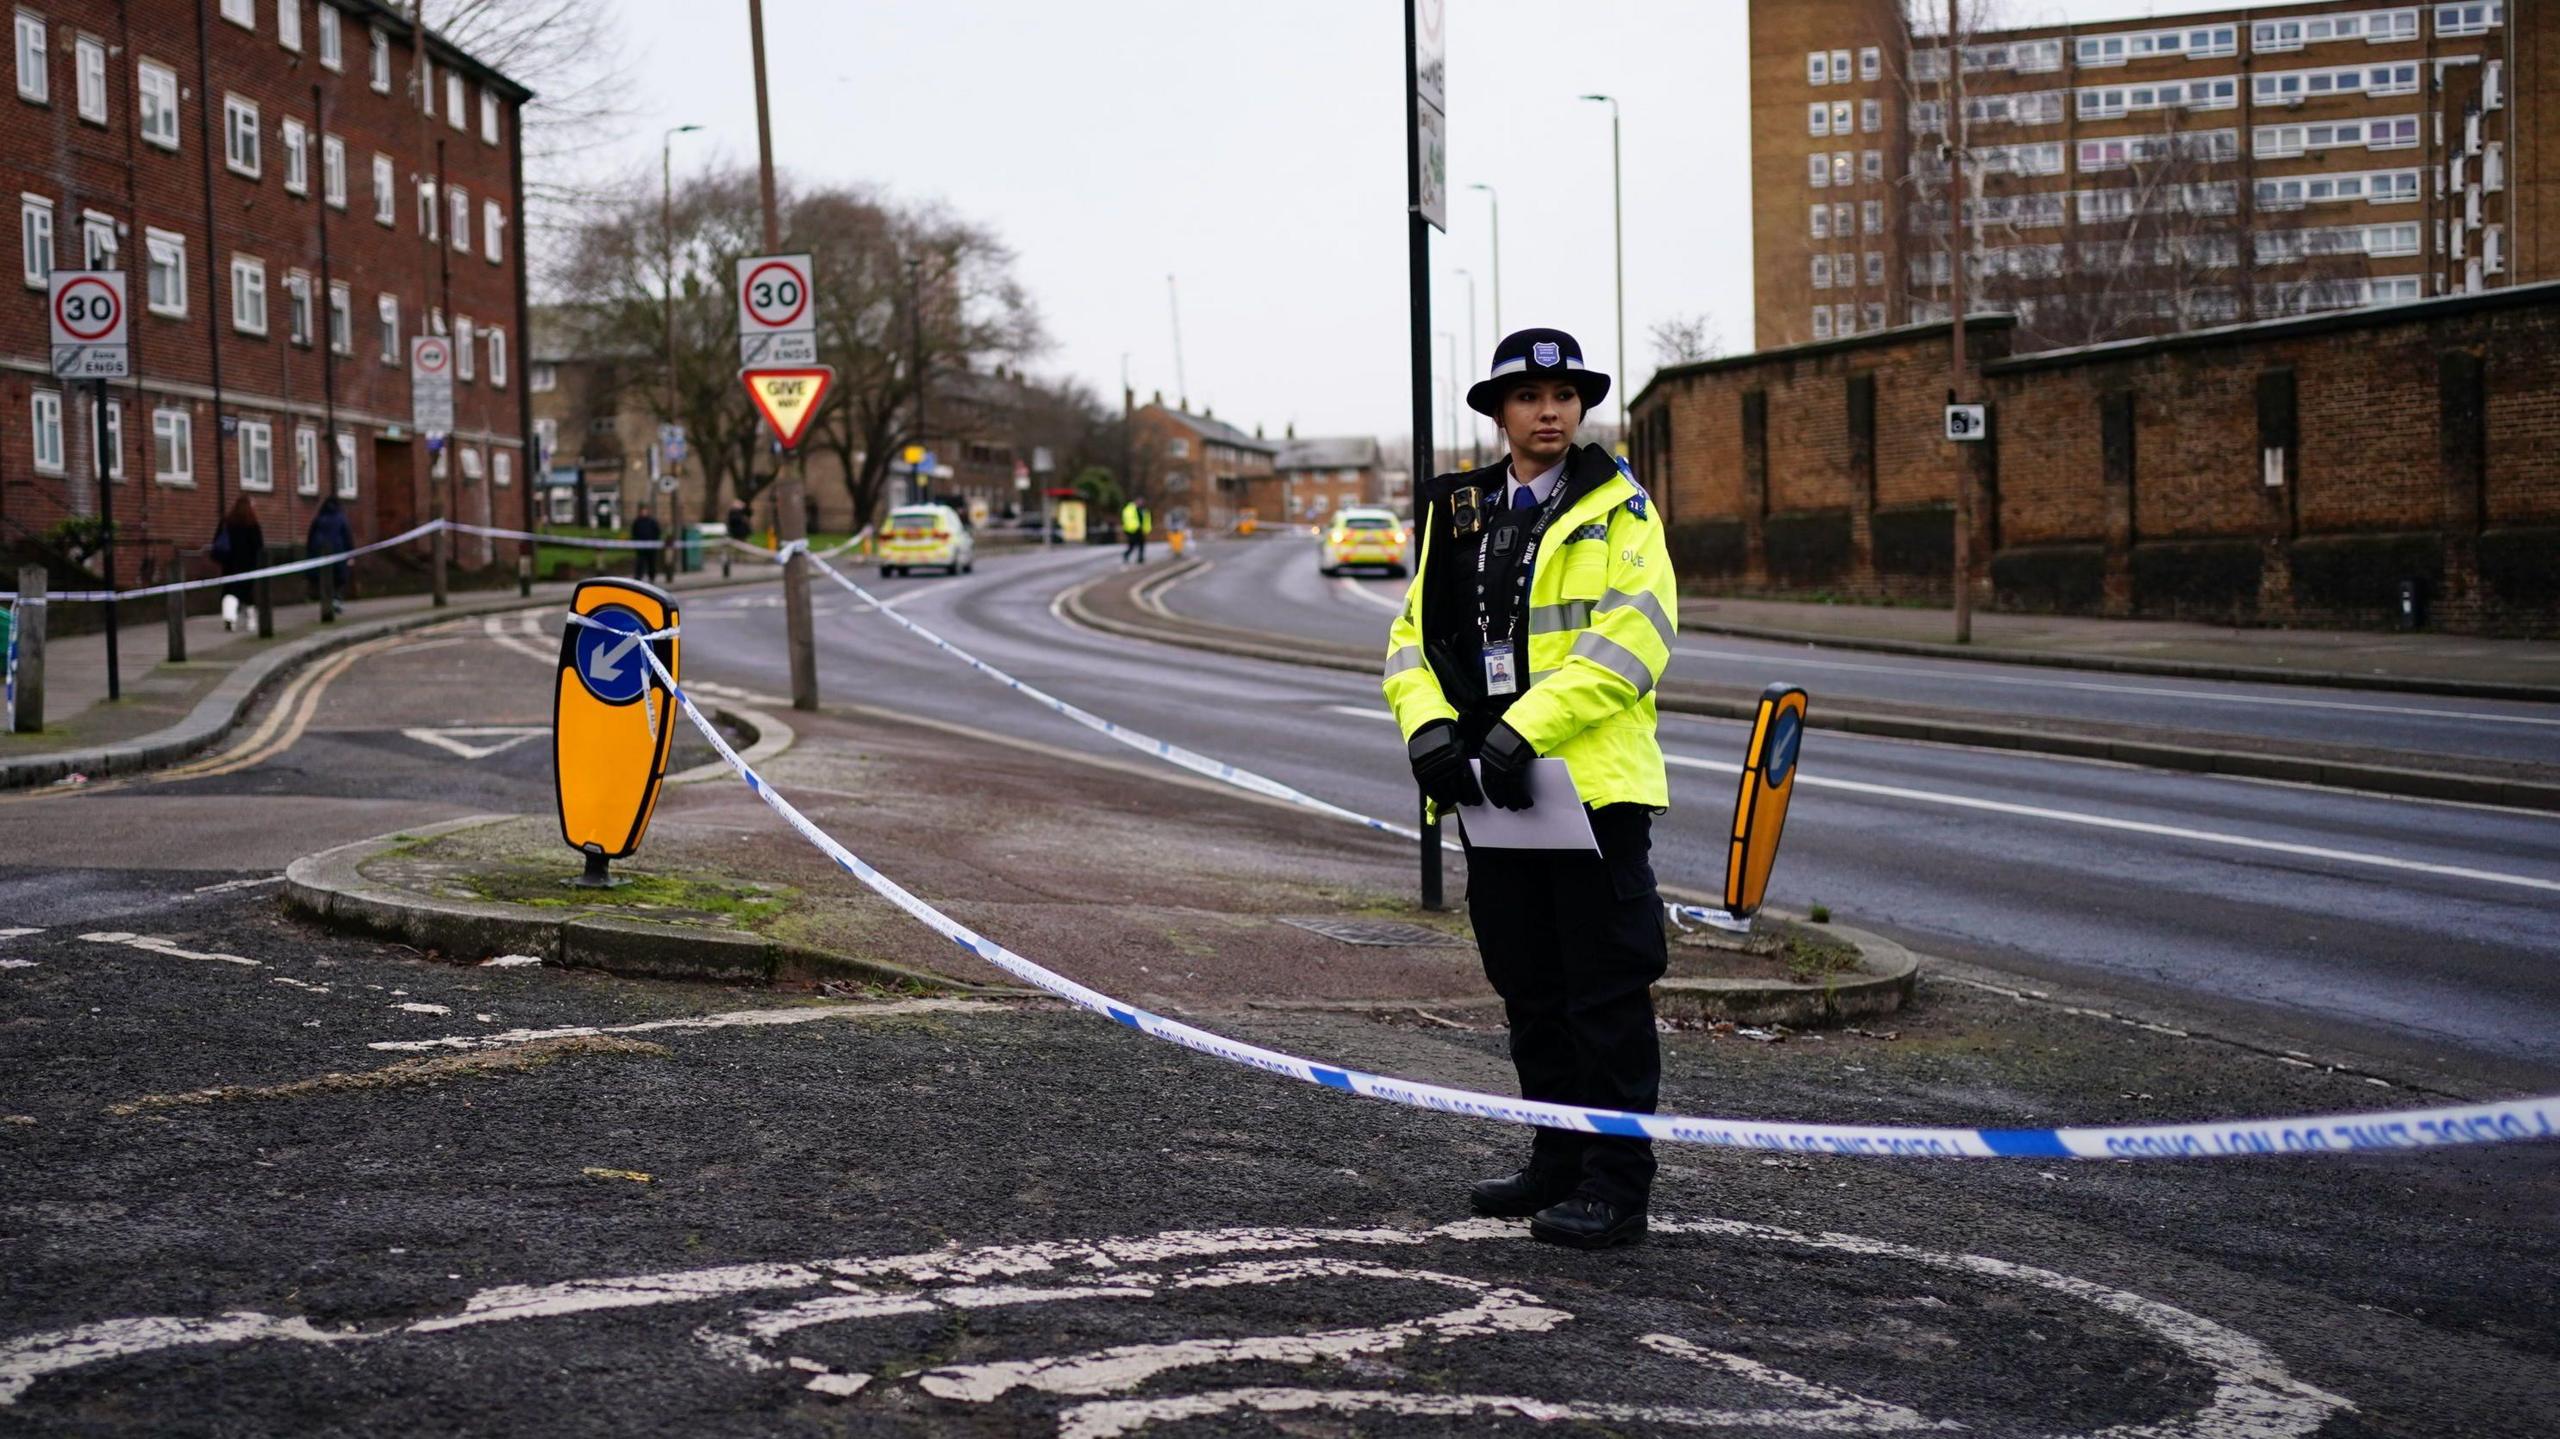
(1622, 484, 1650, 521)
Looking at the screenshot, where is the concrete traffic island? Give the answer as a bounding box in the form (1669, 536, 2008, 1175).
(284, 814, 1013, 995)
(1656, 915, 1918, 1029)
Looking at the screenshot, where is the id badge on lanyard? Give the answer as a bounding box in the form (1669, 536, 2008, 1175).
(1481, 641, 1519, 696)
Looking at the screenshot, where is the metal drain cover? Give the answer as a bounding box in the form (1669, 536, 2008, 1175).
(1278, 916, 1467, 948)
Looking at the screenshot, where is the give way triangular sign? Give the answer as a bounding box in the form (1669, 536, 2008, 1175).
(741, 365, 834, 450)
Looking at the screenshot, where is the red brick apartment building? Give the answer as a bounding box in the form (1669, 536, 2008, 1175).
(1751, 0, 2550, 351)
(1, 0, 529, 584)
(1127, 396, 1279, 534)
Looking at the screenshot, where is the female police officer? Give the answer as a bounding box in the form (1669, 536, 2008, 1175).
(1382, 327, 1676, 1250)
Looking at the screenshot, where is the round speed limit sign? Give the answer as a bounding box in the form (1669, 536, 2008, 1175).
(51, 273, 126, 345)
(735, 253, 813, 336)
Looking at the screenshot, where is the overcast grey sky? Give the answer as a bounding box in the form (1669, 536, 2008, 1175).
(597, 0, 2261, 446)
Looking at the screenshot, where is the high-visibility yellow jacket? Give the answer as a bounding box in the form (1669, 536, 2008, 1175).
(1383, 444, 1675, 812)
(1122, 501, 1151, 535)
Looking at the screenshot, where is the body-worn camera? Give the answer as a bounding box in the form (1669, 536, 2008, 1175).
(1449, 485, 1486, 536)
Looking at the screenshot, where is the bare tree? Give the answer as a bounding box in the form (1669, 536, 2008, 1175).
(417, 0, 633, 231)
(1649, 313, 1723, 367)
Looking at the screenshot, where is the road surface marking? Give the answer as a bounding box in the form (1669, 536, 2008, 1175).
(484, 612, 555, 664)
(0, 1218, 2349, 1437)
(1335, 577, 1405, 612)
(367, 997, 1008, 1053)
(189, 876, 282, 895)
(0, 927, 41, 939)
(400, 726, 546, 761)
(77, 932, 260, 967)
(1660, 752, 2560, 895)
(1676, 644, 2560, 729)
(0, 960, 33, 970)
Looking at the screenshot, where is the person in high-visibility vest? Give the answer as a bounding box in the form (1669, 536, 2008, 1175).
(1383, 327, 1676, 1251)
(1121, 498, 1152, 565)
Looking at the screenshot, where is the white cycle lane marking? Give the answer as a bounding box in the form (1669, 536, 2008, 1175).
(0, 1218, 2352, 1435)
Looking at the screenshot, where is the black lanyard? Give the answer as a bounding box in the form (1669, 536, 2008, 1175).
(1474, 477, 1573, 649)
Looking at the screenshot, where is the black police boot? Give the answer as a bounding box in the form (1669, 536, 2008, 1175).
(1528, 1193, 1648, 1250)
(1467, 1164, 1580, 1219)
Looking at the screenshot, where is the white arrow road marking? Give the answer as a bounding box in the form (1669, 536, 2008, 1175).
(78, 933, 259, 967)
(587, 631, 646, 683)
(400, 727, 548, 761)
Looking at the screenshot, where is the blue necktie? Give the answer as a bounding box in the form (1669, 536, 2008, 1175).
(1510, 485, 1539, 512)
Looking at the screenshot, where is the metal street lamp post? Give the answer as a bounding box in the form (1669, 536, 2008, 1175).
(662, 123, 702, 515)
(1454, 266, 1480, 466)
(1578, 94, 1626, 452)
(1467, 182, 1501, 338)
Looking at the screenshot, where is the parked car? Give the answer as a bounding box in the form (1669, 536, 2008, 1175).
(879, 504, 977, 577)
(1318, 506, 1411, 576)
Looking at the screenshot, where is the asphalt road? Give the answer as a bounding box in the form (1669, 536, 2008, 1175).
(680, 543, 2560, 1089)
(1170, 535, 2560, 773)
(5, 551, 2560, 1435)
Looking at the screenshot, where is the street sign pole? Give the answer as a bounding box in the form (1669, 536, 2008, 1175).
(1407, 0, 1444, 911)
(748, 0, 818, 713)
(93, 378, 117, 700)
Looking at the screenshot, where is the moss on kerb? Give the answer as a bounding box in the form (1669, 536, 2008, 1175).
(457, 865, 795, 930)
(1671, 918, 1866, 987)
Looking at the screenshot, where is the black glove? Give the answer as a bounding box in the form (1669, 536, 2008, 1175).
(1477, 721, 1538, 811)
(1406, 720, 1484, 810)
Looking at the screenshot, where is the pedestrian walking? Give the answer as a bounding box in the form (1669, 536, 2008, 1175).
(725, 499, 752, 545)
(1383, 328, 1677, 1251)
(1121, 497, 1151, 564)
(213, 496, 266, 631)
(630, 506, 663, 583)
(304, 495, 354, 610)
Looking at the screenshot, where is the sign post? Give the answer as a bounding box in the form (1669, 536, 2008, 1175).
(1944, 404, 1988, 442)
(553, 579, 682, 887)
(413, 334, 459, 607)
(52, 271, 129, 698)
(735, 243, 821, 711)
(1405, 0, 1445, 908)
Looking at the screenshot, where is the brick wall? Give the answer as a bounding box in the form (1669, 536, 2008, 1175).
(1633, 282, 2560, 633)
(0, 0, 528, 585)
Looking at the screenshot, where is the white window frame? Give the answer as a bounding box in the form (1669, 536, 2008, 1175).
(1807, 51, 1828, 85)
(73, 32, 103, 122)
(1860, 98, 1880, 133)
(1862, 302, 1885, 332)
(1832, 151, 1852, 187)
(321, 134, 345, 208)
(448, 183, 468, 251)
(1811, 306, 1833, 341)
(368, 27, 389, 92)
(79, 208, 111, 267)
(14, 9, 45, 104)
(1831, 100, 1852, 134)
(327, 280, 350, 354)
(478, 88, 497, 144)
(1829, 50, 1850, 84)
(454, 314, 475, 378)
(1809, 204, 1830, 240)
(315, 2, 340, 69)
(417, 178, 438, 239)
(2434, 4, 2501, 38)
(376, 290, 397, 362)
(229, 253, 267, 335)
(1862, 149, 1884, 182)
(145, 226, 185, 315)
(529, 363, 556, 394)
(371, 152, 395, 225)
(333, 431, 356, 497)
(1811, 254, 1832, 290)
(1807, 153, 1828, 188)
(277, 0, 300, 51)
(460, 445, 483, 484)
(1865, 252, 1884, 286)
(486, 325, 507, 387)
(219, 0, 252, 26)
(294, 424, 320, 495)
(223, 94, 260, 177)
(19, 192, 51, 288)
(443, 69, 462, 127)
(286, 269, 311, 345)
(280, 116, 309, 194)
(138, 59, 179, 149)
(1862, 200, 1882, 235)
(30, 389, 63, 475)
(99, 398, 122, 479)
(492, 450, 512, 489)
(1833, 202, 1853, 237)
(1834, 303, 1856, 336)
(238, 419, 275, 492)
(1808, 102, 1828, 137)
(481, 199, 503, 262)
(1858, 47, 1880, 81)
(153, 406, 193, 485)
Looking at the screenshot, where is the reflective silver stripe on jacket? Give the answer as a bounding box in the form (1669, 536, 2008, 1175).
(1383, 645, 1427, 679)
(1526, 601, 1593, 636)
(1594, 587, 1675, 646)
(1568, 630, 1657, 696)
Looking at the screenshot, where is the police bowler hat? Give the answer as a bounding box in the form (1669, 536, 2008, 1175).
(1466, 327, 1612, 418)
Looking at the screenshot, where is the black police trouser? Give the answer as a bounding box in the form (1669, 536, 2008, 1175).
(1123, 529, 1146, 562)
(634, 549, 659, 582)
(1464, 802, 1667, 1209)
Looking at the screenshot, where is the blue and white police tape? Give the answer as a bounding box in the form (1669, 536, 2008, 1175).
(806, 551, 1425, 842)
(0, 520, 446, 604)
(630, 637, 2560, 1160)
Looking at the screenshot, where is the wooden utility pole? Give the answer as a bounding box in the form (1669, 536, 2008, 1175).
(1946, 0, 1974, 644)
(749, 0, 819, 711)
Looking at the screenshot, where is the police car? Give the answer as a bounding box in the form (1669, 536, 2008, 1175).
(879, 504, 976, 577)
(1318, 507, 1411, 577)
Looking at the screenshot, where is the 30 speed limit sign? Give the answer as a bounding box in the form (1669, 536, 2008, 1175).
(736, 252, 815, 367)
(49, 270, 130, 379)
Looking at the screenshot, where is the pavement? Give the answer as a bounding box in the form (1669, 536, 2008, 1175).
(1678, 593, 2560, 696)
(4, 541, 2559, 1434)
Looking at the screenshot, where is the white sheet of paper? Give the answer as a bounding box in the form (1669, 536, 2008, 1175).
(1457, 759, 1601, 852)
